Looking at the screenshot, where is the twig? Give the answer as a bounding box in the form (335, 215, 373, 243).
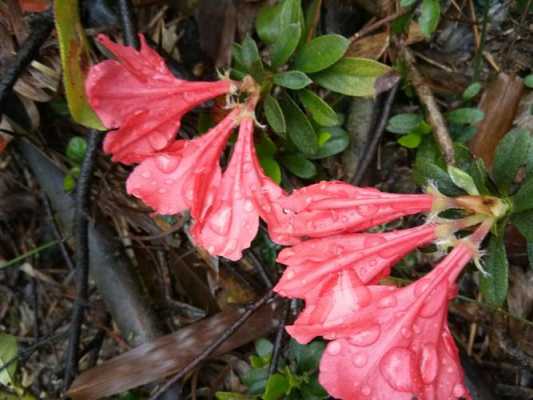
(0, 10, 54, 114)
(402, 47, 455, 165)
(472, 0, 491, 82)
(118, 0, 139, 49)
(246, 249, 273, 289)
(63, 130, 101, 388)
(148, 291, 275, 400)
(352, 82, 400, 185)
(42, 194, 75, 270)
(268, 300, 290, 376)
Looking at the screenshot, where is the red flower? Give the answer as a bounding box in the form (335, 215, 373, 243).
(285, 237, 488, 400)
(274, 224, 437, 301)
(86, 34, 233, 164)
(191, 115, 286, 260)
(272, 181, 440, 241)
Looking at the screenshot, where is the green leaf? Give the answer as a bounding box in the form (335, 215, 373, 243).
(400, 0, 417, 6)
(273, 71, 312, 90)
(317, 130, 331, 146)
(524, 74, 533, 89)
(446, 108, 485, 125)
(243, 367, 269, 395)
(256, 133, 278, 158)
(309, 127, 349, 159)
(271, 23, 302, 69)
(463, 82, 482, 100)
(312, 57, 391, 97)
(297, 89, 340, 126)
(398, 133, 422, 148)
(288, 339, 325, 373)
(263, 374, 290, 400)
(467, 158, 490, 195)
(216, 392, 256, 400)
(493, 128, 530, 194)
(511, 211, 533, 241)
(447, 165, 480, 195)
(63, 174, 76, 192)
(279, 94, 318, 155)
(241, 35, 264, 78)
(528, 241, 533, 270)
(293, 34, 349, 73)
(419, 0, 441, 38)
(0, 334, 18, 388)
(263, 95, 287, 136)
(66, 136, 87, 164)
(280, 153, 317, 178)
(259, 157, 282, 184)
(414, 159, 463, 196)
(256, 2, 284, 44)
(255, 339, 274, 358)
(386, 113, 423, 134)
(54, 0, 104, 130)
(303, 0, 322, 43)
(513, 176, 533, 212)
(480, 236, 509, 307)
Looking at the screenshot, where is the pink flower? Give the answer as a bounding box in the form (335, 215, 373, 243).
(190, 116, 286, 260)
(86, 34, 233, 164)
(272, 181, 439, 241)
(286, 241, 480, 400)
(274, 224, 437, 301)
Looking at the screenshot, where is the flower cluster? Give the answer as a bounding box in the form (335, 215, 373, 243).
(87, 35, 494, 400)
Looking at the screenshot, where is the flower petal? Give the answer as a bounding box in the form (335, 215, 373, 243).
(272, 181, 433, 239)
(274, 224, 436, 300)
(126, 108, 240, 215)
(86, 34, 231, 164)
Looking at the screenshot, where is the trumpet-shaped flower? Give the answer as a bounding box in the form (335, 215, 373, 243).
(191, 116, 286, 260)
(274, 224, 437, 301)
(286, 239, 485, 400)
(86, 34, 233, 164)
(272, 181, 444, 241)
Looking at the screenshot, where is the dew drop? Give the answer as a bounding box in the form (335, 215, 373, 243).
(158, 188, 167, 194)
(400, 327, 412, 339)
(357, 204, 378, 217)
(348, 325, 381, 347)
(244, 200, 254, 212)
(453, 384, 466, 398)
(378, 295, 397, 309)
(420, 343, 439, 384)
(149, 132, 168, 151)
(286, 270, 295, 280)
(380, 347, 417, 392)
(327, 341, 342, 355)
(360, 385, 371, 396)
(155, 154, 179, 173)
(227, 239, 237, 251)
(208, 205, 232, 235)
(364, 236, 386, 248)
(185, 189, 194, 201)
(352, 353, 368, 368)
(141, 170, 152, 179)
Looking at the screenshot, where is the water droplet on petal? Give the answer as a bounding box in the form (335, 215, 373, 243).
(244, 200, 254, 212)
(327, 341, 342, 355)
(158, 188, 167, 194)
(364, 236, 386, 248)
(352, 353, 368, 368)
(401, 327, 413, 339)
(208, 205, 232, 235)
(141, 171, 152, 179)
(348, 325, 381, 347)
(185, 189, 194, 201)
(357, 204, 378, 217)
(360, 385, 372, 396)
(149, 132, 168, 151)
(453, 384, 466, 398)
(380, 347, 417, 392)
(378, 295, 397, 309)
(286, 270, 295, 280)
(155, 154, 179, 173)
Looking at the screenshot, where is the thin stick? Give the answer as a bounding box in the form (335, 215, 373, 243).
(268, 300, 290, 376)
(118, 0, 139, 49)
(402, 47, 455, 165)
(148, 292, 275, 400)
(63, 131, 101, 388)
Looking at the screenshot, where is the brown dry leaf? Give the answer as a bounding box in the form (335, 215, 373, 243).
(350, 0, 394, 17)
(68, 300, 282, 400)
(469, 73, 524, 166)
(18, 0, 50, 13)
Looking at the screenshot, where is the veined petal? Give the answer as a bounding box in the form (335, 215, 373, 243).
(273, 181, 433, 239)
(274, 224, 436, 300)
(86, 34, 232, 164)
(126, 108, 240, 215)
(287, 243, 475, 400)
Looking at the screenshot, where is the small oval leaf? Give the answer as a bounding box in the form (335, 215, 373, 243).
(479, 236, 509, 307)
(280, 153, 317, 178)
(308, 127, 350, 159)
(447, 165, 480, 195)
(294, 34, 349, 73)
(263, 95, 287, 136)
(279, 94, 318, 155)
(297, 89, 340, 126)
(271, 23, 301, 69)
(273, 71, 312, 90)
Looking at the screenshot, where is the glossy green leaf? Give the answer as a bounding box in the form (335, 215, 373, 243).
(398, 133, 422, 148)
(447, 165, 479, 195)
(271, 23, 301, 69)
(317, 130, 331, 146)
(293, 34, 349, 73)
(463, 82, 482, 100)
(386, 113, 423, 134)
(400, 0, 417, 6)
(241, 35, 264, 78)
(243, 366, 269, 395)
(256, 2, 283, 44)
(493, 128, 530, 193)
(446, 108, 485, 125)
(66, 136, 87, 164)
(524, 74, 533, 89)
(513, 176, 533, 213)
(511, 211, 533, 241)
(263, 95, 287, 136)
(280, 94, 318, 155)
(259, 157, 282, 184)
(419, 0, 441, 38)
(54, 0, 104, 129)
(273, 71, 312, 89)
(288, 339, 325, 373)
(255, 339, 273, 358)
(312, 57, 391, 97)
(63, 174, 76, 192)
(309, 127, 349, 159)
(280, 153, 317, 178)
(297, 89, 340, 126)
(414, 159, 463, 196)
(263, 374, 290, 400)
(480, 236, 509, 307)
(215, 393, 256, 400)
(0, 334, 18, 388)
